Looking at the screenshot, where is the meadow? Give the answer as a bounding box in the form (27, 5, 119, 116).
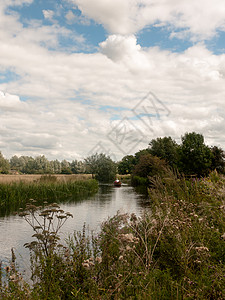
(1, 170, 225, 299)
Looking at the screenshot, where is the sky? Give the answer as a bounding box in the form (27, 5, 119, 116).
(1, 0, 225, 162)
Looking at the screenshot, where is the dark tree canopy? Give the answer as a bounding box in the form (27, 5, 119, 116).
(117, 155, 136, 175)
(149, 136, 179, 168)
(210, 146, 225, 173)
(132, 153, 167, 178)
(179, 132, 212, 176)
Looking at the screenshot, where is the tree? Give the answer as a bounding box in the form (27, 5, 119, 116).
(21, 156, 35, 174)
(10, 155, 23, 172)
(210, 146, 225, 173)
(33, 155, 51, 174)
(118, 155, 136, 174)
(0, 152, 10, 174)
(61, 160, 72, 174)
(85, 153, 117, 182)
(179, 132, 212, 176)
(132, 153, 167, 178)
(149, 136, 179, 168)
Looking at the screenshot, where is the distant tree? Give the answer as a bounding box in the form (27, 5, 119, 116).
(132, 153, 167, 178)
(33, 155, 51, 174)
(210, 146, 225, 173)
(21, 156, 35, 174)
(51, 160, 61, 174)
(61, 160, 72, 174)
(149, 136, 179, 168)
(85, 153, 117, 182)
(84, 153, 99, 178)
(70, 160, 79, 174)
(0, 152, 10, 174)
(10, 155, 23, 172)
(118, 155, 136, 174)
(179, 132, 212, 176)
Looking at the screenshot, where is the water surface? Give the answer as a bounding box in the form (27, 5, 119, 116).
(0, 183, 150, 272)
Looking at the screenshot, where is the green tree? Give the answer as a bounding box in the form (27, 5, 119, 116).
(118, 155, 136, 174)
(21, 156, 35, 174)
(149, 136, 179, 168)
(0, 152, 10, 174)
(210, 146, 225, 173)
(51, 159, 61, 174)
(85, 153, 117, 182)
(10, 155, 23, 172)
(179, 132, 212, 176)
(132, 153, 167, 178)
(33, 155, 51, 174)
(61, 159, 72, 174)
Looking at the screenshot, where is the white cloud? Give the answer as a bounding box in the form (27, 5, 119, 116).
(0, 1, 225, 161)
(0, 91, 21, 108)
(42, 9, 55, 22)
(70, 0, 225, 40)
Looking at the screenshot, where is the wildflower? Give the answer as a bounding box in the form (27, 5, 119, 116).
(95, 256, 102, 263)
(82, 262, 90, 269)
(119, 255, 123, 261)
(195, 246, 209, 252)
(221, 233, 225, 240)
(82, 259, 94, 269)
(120, 233, 139, 244)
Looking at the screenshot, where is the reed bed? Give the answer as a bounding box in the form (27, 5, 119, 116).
(0, 177, 98, 216)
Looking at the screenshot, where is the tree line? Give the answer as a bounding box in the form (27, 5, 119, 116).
(0, 153, 86, 175)
(1, 132, 224, 180)
(0, 152, 117, 183)
(118, 132, 225, 178)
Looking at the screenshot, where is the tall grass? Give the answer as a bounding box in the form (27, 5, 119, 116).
(0, 177, 98, 216)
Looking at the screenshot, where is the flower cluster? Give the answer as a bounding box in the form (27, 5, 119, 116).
(82, 256, 102, 269)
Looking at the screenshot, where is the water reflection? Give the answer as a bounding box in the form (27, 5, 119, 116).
(0, 184, 149, 270)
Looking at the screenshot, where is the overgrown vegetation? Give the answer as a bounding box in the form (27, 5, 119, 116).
(0, 177, 98, 216)
(1, 170, 225, 299)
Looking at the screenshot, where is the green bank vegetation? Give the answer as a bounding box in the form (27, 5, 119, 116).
(1, 169, 225, 299)
(118, 132, 225, 183)
(0, 176, 98, 216)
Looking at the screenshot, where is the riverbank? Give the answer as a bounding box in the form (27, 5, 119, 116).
(1, 170, 225, 299)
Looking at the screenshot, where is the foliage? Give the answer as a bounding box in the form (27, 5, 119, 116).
(210, 146, 225, 173)
(85, 153, 117, 182)
(117, 155, 136, 175)
(132, 153, 167, 180)
(9, 155, 86, 175)
(179, 132, 213, 176)
(148, 136, 179, 168)
(0, 152, 10, 174)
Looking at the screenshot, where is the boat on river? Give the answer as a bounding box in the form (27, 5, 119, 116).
(114, 179, 121, 187)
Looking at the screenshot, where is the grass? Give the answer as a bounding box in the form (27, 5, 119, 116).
(1, 170, 225, 299)
(0, 176, 98, 216)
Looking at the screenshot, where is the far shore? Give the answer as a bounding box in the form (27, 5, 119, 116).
(0, 174, 92, 183)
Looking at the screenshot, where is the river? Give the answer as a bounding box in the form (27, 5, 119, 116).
(0, 183, 150, 275)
